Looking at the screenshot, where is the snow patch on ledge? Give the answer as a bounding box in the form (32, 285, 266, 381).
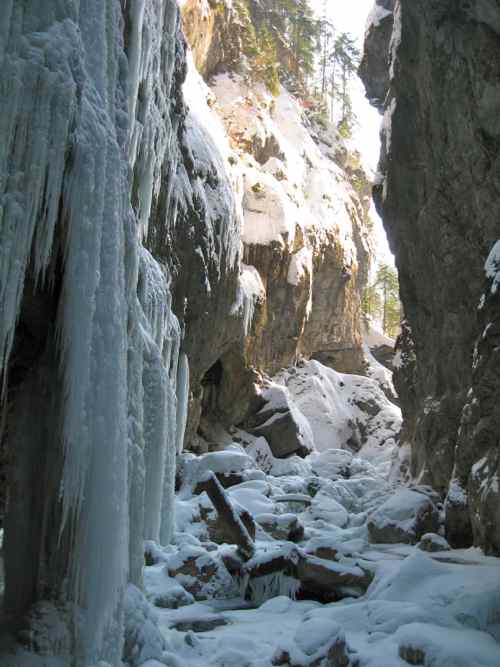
(485, 239, 500, 294)
(366, 2, 393, 33)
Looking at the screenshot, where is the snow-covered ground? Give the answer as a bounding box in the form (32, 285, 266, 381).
(139, 360, 500, 667)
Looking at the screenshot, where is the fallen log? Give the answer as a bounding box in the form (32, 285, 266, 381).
(196, 471, 255, 560)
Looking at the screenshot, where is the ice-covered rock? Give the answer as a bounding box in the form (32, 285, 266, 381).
(367, 488, 439, 544)
(417, 533, 451, 553)
(246, 385, 315, 459)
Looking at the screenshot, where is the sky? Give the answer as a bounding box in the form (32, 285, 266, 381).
(311, 1, 394, 267)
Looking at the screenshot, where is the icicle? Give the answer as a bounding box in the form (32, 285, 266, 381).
(244, 573, 301, 606)
(175, 353, 190, 454)
(138, 248, 181, 545)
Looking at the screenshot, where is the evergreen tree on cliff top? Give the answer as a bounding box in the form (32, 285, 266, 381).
(249, 0, 320, 95)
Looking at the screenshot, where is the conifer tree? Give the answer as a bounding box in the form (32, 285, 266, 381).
(363, 264, 401, 338)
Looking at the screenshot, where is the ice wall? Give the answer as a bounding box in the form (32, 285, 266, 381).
(0, 0, 192, 663)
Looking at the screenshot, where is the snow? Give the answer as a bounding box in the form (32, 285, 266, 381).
(485, 239, 500, 294)
(366, 2, 393, 33)
(363, 343, 397, 399)
(231, 264, 266, 335)
(142, 344, 500, 667)
(364, 323, 395, 348)
(274, 361, 401, 470)
(287, 247, 313, 287)
(368, 488, 434, 537)
(208, 71, 369, 327)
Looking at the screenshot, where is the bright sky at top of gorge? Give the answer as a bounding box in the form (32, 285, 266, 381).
(312, 0, 394, 266)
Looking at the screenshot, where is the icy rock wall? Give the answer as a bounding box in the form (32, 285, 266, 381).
(361, 0, 500, 553)
(180, 0, 373, 393)
(0, 0, 242, 662)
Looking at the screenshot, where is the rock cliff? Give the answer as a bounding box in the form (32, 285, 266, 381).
(361, 0, 500, 553)
(179, 0, 374, 439)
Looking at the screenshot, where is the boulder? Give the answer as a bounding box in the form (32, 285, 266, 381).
(417, 533, 450, 553)
(241, 547, 372, 604)
(246, 385, 314, 459)
(296, 556, 373, 602)
(256, 513, 305, 542)
(273, 619, 359, 667)
(166, 547, 237, 601)
(367, 488, 439, 545)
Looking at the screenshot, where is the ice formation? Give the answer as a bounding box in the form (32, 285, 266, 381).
(0, 1, 186, 662)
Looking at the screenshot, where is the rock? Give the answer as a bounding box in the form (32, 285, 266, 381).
(148, 578, 195, 610)
(367, 489, 439, 545)
(296, 556, 373, 602)
(306, 545, 339, 562)
(273, 494, 313, 509)
(205, 503, 257, 546)
(359, 0, 394, 111)
(361, 0, 500, 555)
(171, 616, 229, 633)
(181, 449, 254, 487)
(246, 386, 314, 459)
(309, 492, 350, 528)
(273, 620, 359, 666)
(398, 644, 426, 666)
(242, 543, 371, 604)
(166, 549, 237, 601)
(308, 449, 353, 479)
(256, 513, 305, 542)
(417, 533, 450, 553)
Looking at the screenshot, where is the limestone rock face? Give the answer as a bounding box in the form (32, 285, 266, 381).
(361, 0, 500, 553)
(359, 0, 395, 111)
(453, 248, 500, 554)
(177, 0, 375, 442)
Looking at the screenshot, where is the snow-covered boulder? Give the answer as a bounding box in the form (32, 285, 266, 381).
(165, 545, 238, 601)
(246, 385, 315, 459)
(308, 448, 353, 479)
(417, 533, 451, 553)
(178, 447, 260, 490)
(396, 623, 500, 667)
(256, 513, 305, 543)
(367, 488, 439, 544)
(123, 585, 167, 667)
(273, 619, 359, 667)
(275, 361, 401, 464)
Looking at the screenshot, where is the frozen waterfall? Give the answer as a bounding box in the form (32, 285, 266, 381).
(0, 0, 185, 663)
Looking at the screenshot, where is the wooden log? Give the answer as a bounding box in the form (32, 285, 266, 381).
(196, 472, 255, 560)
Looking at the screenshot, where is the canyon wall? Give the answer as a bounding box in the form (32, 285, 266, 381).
(361, 0, 500, 553)
(178, 0, 374, 439)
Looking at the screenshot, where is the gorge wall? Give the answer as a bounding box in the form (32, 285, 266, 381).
(176, 0, 374, 442)
(0, 0, 374, 662)
(361, 0, 500, 554)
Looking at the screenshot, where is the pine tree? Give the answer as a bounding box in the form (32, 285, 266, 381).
(363, 264, 401, 338)
(329, 32, 360, 135)
(249, 0, 320, 97)
(375, 264, 400, 337)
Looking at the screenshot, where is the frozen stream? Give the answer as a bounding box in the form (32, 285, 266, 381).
(142, 360, 500, 667)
